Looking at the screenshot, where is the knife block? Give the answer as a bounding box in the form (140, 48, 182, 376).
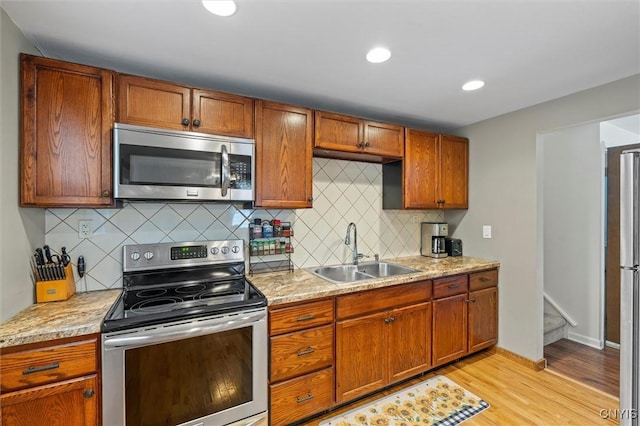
(36, 265, 76, 303)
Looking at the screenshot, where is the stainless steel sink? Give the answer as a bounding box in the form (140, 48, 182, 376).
(309, 262, 420, 284)
(356, 262, 419, 278)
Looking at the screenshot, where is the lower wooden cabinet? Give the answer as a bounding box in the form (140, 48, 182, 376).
(1, 375, 98, 426)
(0, 335, 100, 426)
(335, 281, 432, 404)
(268, 299, 335, 425)
(469, 269, 499, 352)
(270, 367, 334, 426)
(267, 269, 498, 423)
(432, 270, 499, 367)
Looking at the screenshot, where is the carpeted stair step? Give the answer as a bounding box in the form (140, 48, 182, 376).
(544, 313, 567, 346)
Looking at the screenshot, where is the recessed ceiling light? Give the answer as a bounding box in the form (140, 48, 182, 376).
(366, 47, 391, 64)
(462, 80, 485, 91)
(202, 1, 237, 17)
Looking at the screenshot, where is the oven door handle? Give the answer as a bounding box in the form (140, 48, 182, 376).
(103, 310, 266, 349)
(221, 144, 230, 197)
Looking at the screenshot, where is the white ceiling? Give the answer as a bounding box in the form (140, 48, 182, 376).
(2, 0, 639, 132)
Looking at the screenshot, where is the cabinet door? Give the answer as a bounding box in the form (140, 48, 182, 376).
(314, 111, 362, 153)
(118, 75, 191, 131)
(336, 311, 387, 403)
(468, 287, 498, 352)
(438, 134, 468, 209)
(403, 129, 439, 209)
(363, 120, 404, 158)
(255, 100, 313, 208)
(21, 54, 114, 206)
(1, 375, 98, 426)
(388, 302, 431, 383)
(192, 89, 254, 137)
(432, 294, 468, 366)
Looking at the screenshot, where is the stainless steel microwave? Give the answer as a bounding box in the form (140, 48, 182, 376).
(113, 123, 254, 202)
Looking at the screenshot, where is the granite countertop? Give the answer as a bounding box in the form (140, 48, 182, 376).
(248, 255, 500, 306)
(0, 256, 498, 350)
(0, 289, 121, 349)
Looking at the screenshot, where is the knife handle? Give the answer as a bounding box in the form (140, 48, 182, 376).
(77, 256, 85, 278)
(43, 245, 53, 264)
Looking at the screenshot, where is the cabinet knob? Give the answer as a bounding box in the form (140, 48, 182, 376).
(83, 388, 95, 398)
(357, 141, 365, 148)
(182, 118, 190, 126)
(308, 197, 313, 202)
(364, 141, 370, 147)
(101, 190, 111, 197)
(192, 119, 201, 127)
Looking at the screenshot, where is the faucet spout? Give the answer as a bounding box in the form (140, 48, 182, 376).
(345, 222, 359, 265)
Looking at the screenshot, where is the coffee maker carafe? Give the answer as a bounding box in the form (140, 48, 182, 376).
(421, 222, 449, 258)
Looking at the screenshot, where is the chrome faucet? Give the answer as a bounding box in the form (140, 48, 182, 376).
(345, 222, 368, 265)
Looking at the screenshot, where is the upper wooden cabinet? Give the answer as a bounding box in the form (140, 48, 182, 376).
(255, 100, 313, 208)
(314, 111, 404, 160)
(383, 129, 468, 209)
(20, 54, 115, 207)
(118, 75, 254, 138)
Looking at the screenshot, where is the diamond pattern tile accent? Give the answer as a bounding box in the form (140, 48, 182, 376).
(44, 158, 444, 291)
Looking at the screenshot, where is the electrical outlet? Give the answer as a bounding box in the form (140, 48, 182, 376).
(78, 220, 93, 239)
(412, 215, 420, 224)
(482, 225, 492, 239)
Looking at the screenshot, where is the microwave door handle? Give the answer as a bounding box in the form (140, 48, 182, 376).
(221, 144, 230, 197)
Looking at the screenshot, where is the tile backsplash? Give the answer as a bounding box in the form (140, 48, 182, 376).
(44, 158, 443, 292)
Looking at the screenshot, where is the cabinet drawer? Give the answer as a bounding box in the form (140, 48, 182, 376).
(469, 269, 498, 291)
(270, 325, 334, 382)
(337, 281, 431, 320)
(433, 275, 468, 299)
(270, 367, 334, 426)
(270, 299, 334, 335)
(1, 339, 97, 392)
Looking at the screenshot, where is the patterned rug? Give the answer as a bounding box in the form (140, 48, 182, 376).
(319, 376, 489, 426)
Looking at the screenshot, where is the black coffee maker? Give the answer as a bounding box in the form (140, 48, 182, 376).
(420, 222, 449, 258)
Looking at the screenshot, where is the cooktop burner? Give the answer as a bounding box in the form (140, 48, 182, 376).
(124, 279, 248, 318)
(101, 239, 267, 333)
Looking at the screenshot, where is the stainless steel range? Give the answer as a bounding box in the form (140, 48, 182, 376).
(102, 240, 267, 426)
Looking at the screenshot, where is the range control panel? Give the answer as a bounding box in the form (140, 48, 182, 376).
(123, 239, 245, 272)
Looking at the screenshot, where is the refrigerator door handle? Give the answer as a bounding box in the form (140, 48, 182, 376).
(621, 265, 640, 271)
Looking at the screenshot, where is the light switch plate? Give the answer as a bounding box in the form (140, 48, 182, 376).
(482, 225, 492, 239)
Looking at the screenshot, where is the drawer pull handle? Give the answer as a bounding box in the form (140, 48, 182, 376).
(296, 393, 314, 403)
(448, 284, 460, 289)
(83, 388, 95, 398)
(23, 362, 59, 375)
(465, 299, 477, 303)
(296, 314, 315, 322)
(297, 347, 315, 356)
(480, 277, 489, 282)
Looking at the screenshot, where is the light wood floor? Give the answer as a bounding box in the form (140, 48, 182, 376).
(544, 338, 620, 397)
(300, 350, 619, 425)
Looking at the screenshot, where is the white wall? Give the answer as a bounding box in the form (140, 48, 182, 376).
(0, 9, 44, 322)
(542, 124, 603, 348)
(447, 74, 640, 361)
(601, 119, 640, 148)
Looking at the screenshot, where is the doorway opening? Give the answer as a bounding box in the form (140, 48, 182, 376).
(541, 114, 639, 396)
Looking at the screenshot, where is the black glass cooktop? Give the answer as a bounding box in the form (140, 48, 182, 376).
(102, 263, 266, 333)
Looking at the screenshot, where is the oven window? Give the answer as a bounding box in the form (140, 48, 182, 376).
(125, 327, 252, 425)
(120, 144, 221, 187)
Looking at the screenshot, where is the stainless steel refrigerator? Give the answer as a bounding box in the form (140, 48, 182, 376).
(621, 148, 640, 426)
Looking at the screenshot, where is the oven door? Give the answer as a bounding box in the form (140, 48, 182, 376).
(102, 308, 267, 426)
(114, 123, 254, 202)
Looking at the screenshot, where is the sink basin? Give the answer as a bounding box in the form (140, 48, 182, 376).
(356, 262, 419, 278)
(309, 262, 419, 284)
